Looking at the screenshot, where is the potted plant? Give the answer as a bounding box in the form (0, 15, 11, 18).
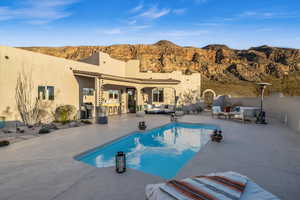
(0, 116, 5, 129)
(136, 105, 145, 117)
(97, 106, 108, 124)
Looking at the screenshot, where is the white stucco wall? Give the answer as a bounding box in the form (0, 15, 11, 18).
(0, 46, 202, 122)
(0, 46, 102, 121)
(125, 60, 202, 104)
(231, 94, 300, 133)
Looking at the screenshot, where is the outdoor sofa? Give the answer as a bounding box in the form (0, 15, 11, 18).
(145, 104, 175, 114)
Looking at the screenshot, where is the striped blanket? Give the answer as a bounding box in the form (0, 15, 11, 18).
(159, 172, 247, 200)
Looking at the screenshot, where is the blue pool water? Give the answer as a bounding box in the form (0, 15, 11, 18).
(75, 122, 218, 179)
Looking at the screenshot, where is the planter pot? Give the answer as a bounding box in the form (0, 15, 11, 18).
(0, 116, 5, 129)
(97, 116, 108, 124)
(138, 121, 147, 130)
(136, 111, 145, 117)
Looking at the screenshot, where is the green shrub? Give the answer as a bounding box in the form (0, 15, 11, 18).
(196, 106, 203, 113)
(0, 140, 10, 147)
(39, 128, 51, 134)
(61, 120, 72, 125)
(54, 105, 77, 123)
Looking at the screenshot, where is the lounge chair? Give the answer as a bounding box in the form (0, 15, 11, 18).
(145, 171, 279, 200)
(211, 106, 222, 118)
(233, 107, 260, 123)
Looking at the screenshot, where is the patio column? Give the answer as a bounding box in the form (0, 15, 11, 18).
(94, 77, 99, 118)
(121, 89, 127, 113)
(136, 87, 144, 111)
(94, 76, 105, 117)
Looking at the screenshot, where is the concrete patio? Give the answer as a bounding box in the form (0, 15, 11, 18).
(0, 114, 299, 200)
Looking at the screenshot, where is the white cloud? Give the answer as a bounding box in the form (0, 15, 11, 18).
(127, 19, 137, 25)
(239, 11, 297, 19)
(173, 8, 187, 15)
(130, 25, 151, 30)
(0, 0, 78, 24)
(130, 3, 144, 13)
(139, 7, 170, 19)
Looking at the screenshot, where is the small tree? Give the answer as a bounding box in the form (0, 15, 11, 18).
(54, 105, 76, 123)
(15, 70, 43, 126)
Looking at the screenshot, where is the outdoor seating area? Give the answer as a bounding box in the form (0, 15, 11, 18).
(0, 114, 299, 200)
(210, 95, 261, 123)
(212, 106, 260, 122)
(144, 104, 175, 114)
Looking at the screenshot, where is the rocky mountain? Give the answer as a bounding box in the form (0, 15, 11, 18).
(20, 40, 300, 96)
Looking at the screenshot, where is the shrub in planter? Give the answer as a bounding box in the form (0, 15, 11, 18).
(42, 123, 58, 130)
(54, 105, 77, 123)
(39, 127, 51, 134)
(0, 140, 10, 147)
(196, 106, 203, 113)
(81, 120, 92, 124)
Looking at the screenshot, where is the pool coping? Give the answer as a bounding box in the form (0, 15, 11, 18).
(73, 121, 221, 161)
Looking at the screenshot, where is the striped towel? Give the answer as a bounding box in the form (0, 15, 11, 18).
(159, 172, 247, 200)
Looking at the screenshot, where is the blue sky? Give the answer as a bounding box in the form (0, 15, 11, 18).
(0, 0, 300, 49)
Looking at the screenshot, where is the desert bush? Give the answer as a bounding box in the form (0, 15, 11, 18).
(15, 70, 44, 126)
(42, 123, 58, 130)
(81, 120, 92, 124)
(54, 105, 77, 123)
(0, 140, 10, 147)
(39, 128, 51, 134)
(195, 106, 203, 113)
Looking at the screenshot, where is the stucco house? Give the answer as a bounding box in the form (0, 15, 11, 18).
(0, 46, 201, 122)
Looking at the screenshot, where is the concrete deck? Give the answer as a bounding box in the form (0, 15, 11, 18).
(0, 114, 299, 200)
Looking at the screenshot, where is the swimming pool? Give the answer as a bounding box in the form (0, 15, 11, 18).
(75, 122, 219, 179)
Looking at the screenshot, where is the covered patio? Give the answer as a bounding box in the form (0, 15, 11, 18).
(73, 70, 180, 117)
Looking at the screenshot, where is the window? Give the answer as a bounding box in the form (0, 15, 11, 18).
(108, 90, 119, 100)
(152, 88, 164, 102)
(38, 86, 54, 100)
(83, 88, 94, 96)
(47, 86, 54, 100)
(38, 86, 46, 100)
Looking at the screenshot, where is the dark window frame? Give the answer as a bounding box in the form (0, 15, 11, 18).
(83, 88, 94, 96)
(108, 90, 119, 100)
(152, 88, 164, 103)
(38, 85, 55, 101)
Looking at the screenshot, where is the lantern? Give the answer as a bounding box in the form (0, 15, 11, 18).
(115, 151, 126, 173)
(170, 113, 175, 122)
(138, 121, 147, 130)
(211, 130, 223, 143)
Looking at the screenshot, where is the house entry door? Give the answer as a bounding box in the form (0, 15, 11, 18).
(127, 88, 136, 113)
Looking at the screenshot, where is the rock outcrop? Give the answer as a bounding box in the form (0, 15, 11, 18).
(20, 41, 300, 96)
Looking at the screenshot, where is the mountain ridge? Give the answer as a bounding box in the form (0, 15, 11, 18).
(20, 40, 300, 96)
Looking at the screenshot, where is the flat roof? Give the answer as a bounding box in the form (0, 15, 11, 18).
(73, 70, 181, 85)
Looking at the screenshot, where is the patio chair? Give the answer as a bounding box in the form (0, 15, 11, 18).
(212, 106, 222, 118)
(233, 107, 259, 123)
